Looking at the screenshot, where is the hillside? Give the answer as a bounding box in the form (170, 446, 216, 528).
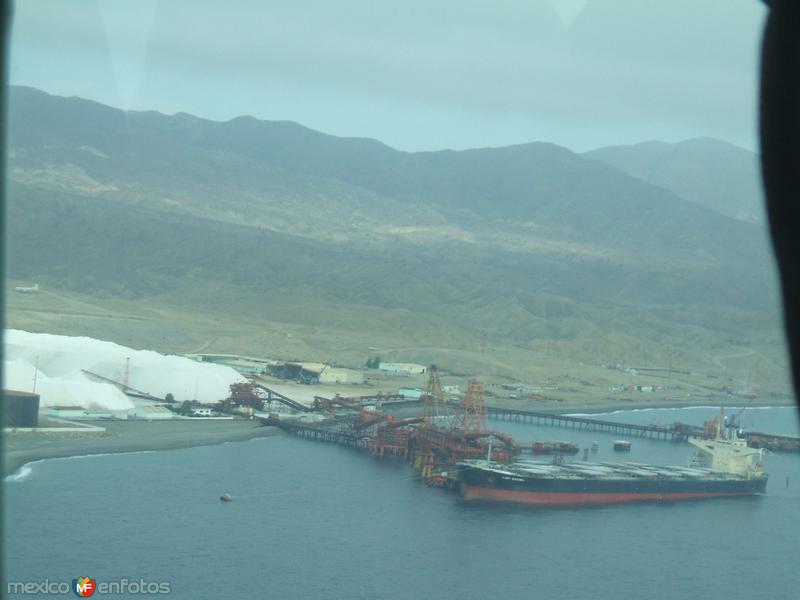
(4, 86, 789, 394)
(9, 86, 767, 261)
(584, 138, 764, 224)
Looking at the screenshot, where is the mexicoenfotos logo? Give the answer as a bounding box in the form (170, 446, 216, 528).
(6, 576, 171, 595)
(72, 576, 97, 597)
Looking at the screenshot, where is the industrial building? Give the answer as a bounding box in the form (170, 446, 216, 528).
(4, 389, 40, 427)
(319, 367, 364, 385)
(128, 406, 174, 420)
(187, 353, 276, 375)
(378, 362, 427, 375)
(208, 358, 266, 375)
(45, 405, 114, 419)
(269, 362, 364, 384)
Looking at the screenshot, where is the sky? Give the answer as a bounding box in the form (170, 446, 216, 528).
(9, 0, 767, 153)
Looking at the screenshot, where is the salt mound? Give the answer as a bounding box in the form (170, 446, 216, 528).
(3, 358, 133, 410)
(3, 330, 245, 409)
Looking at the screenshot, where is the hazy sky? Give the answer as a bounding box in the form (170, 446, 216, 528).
(10, 0, 766, 152)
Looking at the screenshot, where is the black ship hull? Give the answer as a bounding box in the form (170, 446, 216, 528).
(458, 462, 767, 506)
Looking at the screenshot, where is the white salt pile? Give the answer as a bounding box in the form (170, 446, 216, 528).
(3, 330, 245, 409)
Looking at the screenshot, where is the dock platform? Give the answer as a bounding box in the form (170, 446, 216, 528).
(485, 406, 691, 441)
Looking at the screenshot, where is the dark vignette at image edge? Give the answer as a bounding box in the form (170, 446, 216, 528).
(760, 0, 800, 405)
(1, 0, 10, 598)
(1, 0, 800, 597)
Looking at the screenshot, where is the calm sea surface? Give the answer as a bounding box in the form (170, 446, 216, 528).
(5, 407, 800, 599)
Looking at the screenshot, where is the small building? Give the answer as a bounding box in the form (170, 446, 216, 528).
(46, 405, 90, 419)
(378, 362, 427, 375)
(4, 390, 40, 427)
(128, 406, 174, 420)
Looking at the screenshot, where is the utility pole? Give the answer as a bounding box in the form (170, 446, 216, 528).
(668, 351, 673, 390)
(123, 357, 131, 391)
(32, 355, 39, 394)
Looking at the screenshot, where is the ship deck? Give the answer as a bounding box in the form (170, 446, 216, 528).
(459, 459, 753, 481)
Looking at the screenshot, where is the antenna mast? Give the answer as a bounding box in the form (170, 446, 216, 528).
(420, 365, 449, 426)
(452, 379, 487, 441)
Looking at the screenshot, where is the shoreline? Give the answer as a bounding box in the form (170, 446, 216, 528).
(5, 401, 797, 478)
(3, 418, 281, 478)
(510, 399, 798, 416)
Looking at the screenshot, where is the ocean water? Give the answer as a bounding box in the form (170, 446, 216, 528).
(5, 407, 800, 599)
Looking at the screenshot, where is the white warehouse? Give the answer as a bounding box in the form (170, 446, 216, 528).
(378, 362, 427, 375)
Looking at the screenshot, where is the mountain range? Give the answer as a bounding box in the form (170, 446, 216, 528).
(584, 138, 764, 224)
(4, 86, 786, 389)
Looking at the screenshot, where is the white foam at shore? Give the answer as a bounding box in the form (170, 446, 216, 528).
(4, 329, 246, 410)
(5, 465, 33, 482)
(4, 450, 161, 483)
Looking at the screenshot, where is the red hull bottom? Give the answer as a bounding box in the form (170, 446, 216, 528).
(461, 486, 754, 505)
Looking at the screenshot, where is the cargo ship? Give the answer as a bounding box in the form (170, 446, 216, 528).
(457, 426, 767, 506)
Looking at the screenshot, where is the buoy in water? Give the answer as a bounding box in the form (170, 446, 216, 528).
(220, 492, 233, 502)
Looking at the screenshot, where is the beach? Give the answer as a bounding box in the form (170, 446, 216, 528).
(3, 418, 281, 477)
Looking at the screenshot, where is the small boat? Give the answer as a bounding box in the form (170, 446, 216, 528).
(220, 492, 233, 502)
(532, 441, 580, 455)
(613, 440, 632, 451)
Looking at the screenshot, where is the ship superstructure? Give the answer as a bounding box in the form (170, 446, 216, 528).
(687, 408, 765, 479)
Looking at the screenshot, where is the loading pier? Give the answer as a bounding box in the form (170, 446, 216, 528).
(484, 405, 698, 441)
(275, 419, 362, 448)
(744, 430, 800, 453)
